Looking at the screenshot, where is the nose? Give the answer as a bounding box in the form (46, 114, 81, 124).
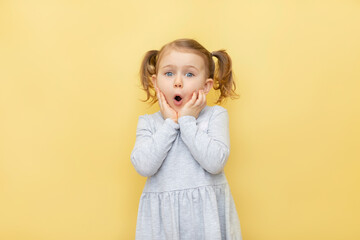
(173, 76, 183, 88)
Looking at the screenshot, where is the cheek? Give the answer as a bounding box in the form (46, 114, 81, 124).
(157, 85, 170, 95)
(186, 82, 202, 93)
(156, 81, 167, 92)
(157, 77, 172, 88)
(156, 81, 172, 98)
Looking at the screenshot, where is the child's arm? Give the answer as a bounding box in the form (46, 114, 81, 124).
(178, 107, 230, 175)
(131, 115, 179, 177)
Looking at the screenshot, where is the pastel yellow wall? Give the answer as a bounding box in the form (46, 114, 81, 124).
(1, 0, 359, 239)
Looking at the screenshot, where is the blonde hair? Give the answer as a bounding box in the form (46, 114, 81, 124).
(139, 38, 239, 104)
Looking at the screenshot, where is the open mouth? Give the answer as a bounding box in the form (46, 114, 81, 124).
(174, 95, 182, 102)
(173, 95, 183, 106)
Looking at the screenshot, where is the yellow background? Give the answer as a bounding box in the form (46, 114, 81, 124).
(1, 0, 359, 239)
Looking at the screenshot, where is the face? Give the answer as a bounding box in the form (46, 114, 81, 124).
(152, 48, 213, 112)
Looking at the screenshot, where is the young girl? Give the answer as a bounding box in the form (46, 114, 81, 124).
(131, 38, 242, 240)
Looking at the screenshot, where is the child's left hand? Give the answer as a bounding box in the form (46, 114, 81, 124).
(178, 90, 206, 119)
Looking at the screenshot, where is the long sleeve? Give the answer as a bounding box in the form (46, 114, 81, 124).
(178, 108, 230, 175)
(131, 115, 179, 177)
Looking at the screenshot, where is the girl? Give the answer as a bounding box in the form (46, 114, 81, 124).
(131, 38, 242, 240)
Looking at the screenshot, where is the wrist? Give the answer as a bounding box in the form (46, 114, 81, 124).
(178, 115, 196, 123)
(179, 111, 196, 119)
(164, 118, 180, 129)
(164, 116, 177, 123)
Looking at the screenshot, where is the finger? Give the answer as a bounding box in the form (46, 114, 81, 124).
(160, 91, 168, 105)
(162, 94, 169, 108)
(156, 87, 160, 96)
(201, 90, 207, 106)
(183, 92, 195, 107)
(194, 90, 203, 106)
(156, 87, 161, 103)
(161, 92, 174, 112)
(200, 90, 205, 103)
(159, 91, 165, 106)
(187, 92, 197, 106)
(158, 90, 166, 112)
(160, 92, 177, 120)
(199, 90, 206, 107)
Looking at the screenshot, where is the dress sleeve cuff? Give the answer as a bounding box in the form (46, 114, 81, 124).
(164, 118, 180, 130)
(178, 115, 196, 125)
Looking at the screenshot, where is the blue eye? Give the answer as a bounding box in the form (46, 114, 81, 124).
(186, 73, 194, 77)
(165, 72, 173, 77)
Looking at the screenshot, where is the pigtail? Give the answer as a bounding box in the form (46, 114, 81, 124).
(139, 50, 159, 104)
(212, 50, 239, 104)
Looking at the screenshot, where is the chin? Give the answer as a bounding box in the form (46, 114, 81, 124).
(172, 105, 182, 113)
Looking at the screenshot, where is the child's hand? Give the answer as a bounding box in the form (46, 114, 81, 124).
(178, 90, 206, 119)
(156, 87, 178, 123)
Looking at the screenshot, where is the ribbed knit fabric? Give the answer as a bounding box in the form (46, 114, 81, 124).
(131, 105, 242, 240)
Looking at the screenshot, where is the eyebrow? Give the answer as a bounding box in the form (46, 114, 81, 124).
(161, 64, 199, 71)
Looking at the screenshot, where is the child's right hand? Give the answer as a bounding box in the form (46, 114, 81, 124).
(156, 87, 178, 123)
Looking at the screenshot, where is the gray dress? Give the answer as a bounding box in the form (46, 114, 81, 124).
(131, 105, 242, 240)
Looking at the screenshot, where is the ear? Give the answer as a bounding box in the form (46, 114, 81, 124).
(151, 74, 157, 88)
(203, 78, 214, 94)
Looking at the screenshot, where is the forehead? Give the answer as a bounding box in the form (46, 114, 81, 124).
(157, 48, 206, 69)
